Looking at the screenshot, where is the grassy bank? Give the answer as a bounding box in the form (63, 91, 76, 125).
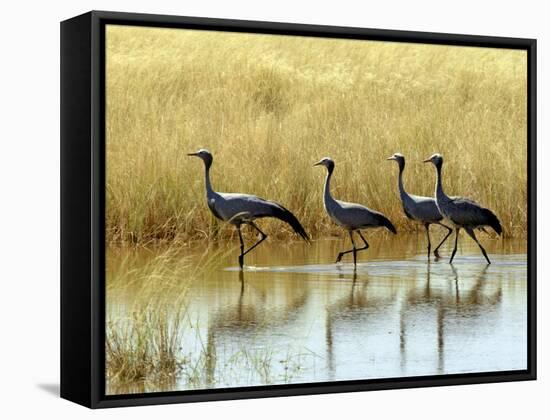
(105, 246, 192, 389)
(105, 244, 317, 394)
(106, 25, 527, 244)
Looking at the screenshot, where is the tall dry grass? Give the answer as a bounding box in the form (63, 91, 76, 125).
(105, 243, 240, 391)
(106, 25, 527, 244)
(105, 246, 192, 387)
(105, 244, 319, 394)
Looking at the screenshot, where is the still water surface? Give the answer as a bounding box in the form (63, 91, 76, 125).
(107, 235, 527, 394)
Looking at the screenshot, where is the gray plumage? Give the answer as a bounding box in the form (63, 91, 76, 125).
(424, 153, 502, 264)
(314, 157, 396, 266)
(387, 153, 452, 258)
(188, 149, 309, 268)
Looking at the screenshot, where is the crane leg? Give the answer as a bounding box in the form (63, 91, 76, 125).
(237, 226, 245, 269)
(464, 227, 491, 264)
(237, 222, 268, 268)
(335, 231, 369, 265)
(351, 232, 357, 266)
(425, 223, 431, 259)
(335, 231, 354, 264)
(356, 231, 370, 254)
(449, 228, 460, 264)
(433, 223, 453, 258)
(241, 221, 268, 257)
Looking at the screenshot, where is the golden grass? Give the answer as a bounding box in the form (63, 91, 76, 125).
(105, 244, 318, 393)
(105, 246, 192, 387)
(105, 243, 249, 391)
(106, 25, 527, 244)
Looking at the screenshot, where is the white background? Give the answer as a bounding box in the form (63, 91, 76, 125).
(0, 0, 546, 418)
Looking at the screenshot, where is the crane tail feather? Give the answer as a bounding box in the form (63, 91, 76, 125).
(484, 208, 503, 236)
(270, 204, 310, 242)
(378, 213, 397, 234)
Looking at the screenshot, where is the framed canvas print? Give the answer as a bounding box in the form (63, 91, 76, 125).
(60, 11, 536, 408)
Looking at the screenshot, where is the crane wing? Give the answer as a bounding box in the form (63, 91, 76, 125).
(335, 201, 396, 233)
(216, 193, 309, 241)
(406, 194, 443, 222)
(446, 197, 502, 235)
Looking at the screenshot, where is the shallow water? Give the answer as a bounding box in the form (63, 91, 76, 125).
(106, 234, 527, 395)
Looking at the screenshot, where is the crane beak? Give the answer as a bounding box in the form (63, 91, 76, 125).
(313, 160, 323, 167)
(187, 152, 199, 157)
(386, 156, 396, 161)
(423, 158, 432, 163)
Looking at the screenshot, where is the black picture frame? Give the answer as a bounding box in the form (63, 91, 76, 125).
(60, 10, 537, 409)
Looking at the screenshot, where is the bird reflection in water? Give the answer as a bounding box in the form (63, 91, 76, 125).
(203, 269, 310, 386)
(399, 263, 498, 375)
(325, 268, 401, 379)
(324, 262, 501, 380)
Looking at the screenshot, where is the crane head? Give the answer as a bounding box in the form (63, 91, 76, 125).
(314, 157, 335, 172)
(188, 149, 213, 167)
(423, 153, 443, 167)
(386, 153, 405, 162)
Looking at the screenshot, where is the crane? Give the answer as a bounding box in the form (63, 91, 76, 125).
(188, 149, 309, 269)
(314, 157, 397, 266)
(423, 153, 502, 264)
(387, 153, 452, 259)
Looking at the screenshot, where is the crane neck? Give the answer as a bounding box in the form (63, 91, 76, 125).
(397, 162, 407, 198)
(203, 161, 214, 196)
(323, 166, 335, 206)
(435, 162, 446, 201)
